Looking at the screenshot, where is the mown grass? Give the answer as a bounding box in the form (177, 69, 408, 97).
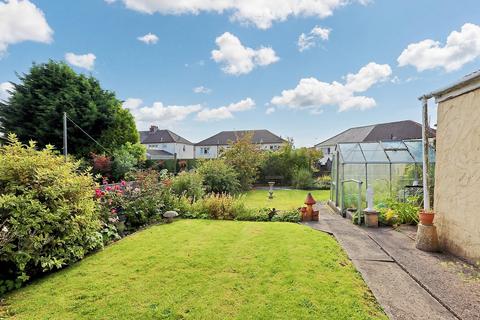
(243, 189, 330, 210)
(1, 220, 385, 320)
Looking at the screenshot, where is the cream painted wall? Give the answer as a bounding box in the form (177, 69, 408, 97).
(434, 87, 480, 263)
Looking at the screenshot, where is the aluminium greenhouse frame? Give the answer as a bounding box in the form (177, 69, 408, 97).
(330, 139, 435, 214)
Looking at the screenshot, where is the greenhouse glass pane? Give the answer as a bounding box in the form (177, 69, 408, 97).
(391, 163, 421, 197)
(359, 142, 389, 163)
(403, 140, 436, 163)
(385, 150, 415, 163)
(338, 143, 365, 163)
(366, 164, 391, 204)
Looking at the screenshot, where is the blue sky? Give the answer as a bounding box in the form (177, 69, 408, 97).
(1, 0, 479, 146)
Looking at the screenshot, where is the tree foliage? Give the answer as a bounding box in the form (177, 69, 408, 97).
(0, 61, 139, 157)
(222, 132, 264, 191)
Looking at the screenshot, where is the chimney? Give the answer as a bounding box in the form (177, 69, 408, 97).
(150, 125, 158, 133)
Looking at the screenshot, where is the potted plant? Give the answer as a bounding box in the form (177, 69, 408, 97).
(419, 209, 435, 225)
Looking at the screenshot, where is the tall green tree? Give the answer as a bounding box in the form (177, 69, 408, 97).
(0, 60, 139, 156)
(222, 133, 264, 191)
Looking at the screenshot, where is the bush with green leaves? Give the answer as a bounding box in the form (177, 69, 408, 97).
(111, 142, 146, 181)
(197, 159, 240, 195)
(316, 175, 331, 190)
(271, 209, 301, 223)
(235, 207, 271, 222)
(292, 168, 315, 189)
(0, 135, 103, 294)
(170, 171, 204, 200)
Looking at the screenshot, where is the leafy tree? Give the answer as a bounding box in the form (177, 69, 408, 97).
(222, 133, 264, 191)
(0, 60, 139, 157)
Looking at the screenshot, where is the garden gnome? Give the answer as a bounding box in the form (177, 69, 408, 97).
(304, 193, 316, 221)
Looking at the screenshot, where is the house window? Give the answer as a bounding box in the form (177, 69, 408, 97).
(201, 147, 210, 155)
(150, 144, 158, 148)
(183, 145, 186, 152)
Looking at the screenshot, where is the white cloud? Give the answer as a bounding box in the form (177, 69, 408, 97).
(0, 0, 53, 56)
(122, 98, 143, 109)
(65, 53, 96, 70)
(127, 100, 202, 128)
(196, 98, 255, 121)
(211, 32, 279, 75)
(111, 0, 366, 29)
(0, 81, 14, 101)
(193, 86, 211, 94)
(137, 32, 158, 44)
(398, 23, 480, 72)
(104, 0, 116, 3)
(298, 26, 331, 52)
(271, 62, 392, 113)
(265, 106, 275, 115)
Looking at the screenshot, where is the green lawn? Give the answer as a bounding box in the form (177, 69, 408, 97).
(1, 220, 385, 320)
(243, 189, 330, 210)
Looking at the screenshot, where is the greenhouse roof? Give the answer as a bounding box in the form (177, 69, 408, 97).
(337, 140, 435, 164)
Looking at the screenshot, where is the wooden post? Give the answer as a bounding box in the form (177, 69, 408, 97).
(421, 97, 430, 211)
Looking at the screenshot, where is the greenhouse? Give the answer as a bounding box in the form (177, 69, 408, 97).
(330, 139, 435, 215)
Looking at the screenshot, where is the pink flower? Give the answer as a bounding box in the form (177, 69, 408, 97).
(111, 208, 117, 214)
(120, 180, 126, 186)
(95, 189, 102, 198)
(106, 186, 112, 192)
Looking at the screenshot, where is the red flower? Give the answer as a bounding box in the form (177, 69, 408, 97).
(95, 189, 103, 198)
(106, 186, 112, 192)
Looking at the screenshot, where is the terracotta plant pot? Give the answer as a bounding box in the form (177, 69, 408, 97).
(419, 210, 435, 226)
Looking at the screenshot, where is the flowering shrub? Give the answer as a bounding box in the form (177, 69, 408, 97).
(0, 135, 102, 294)
(96, 170, 176, 238)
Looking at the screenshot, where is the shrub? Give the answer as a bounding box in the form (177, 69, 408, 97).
(291, 168, 315, 189)
(271, 209, 301, 223)
(121, 170, 173, 231)
(0, 135, 102, 294)
(259, 144, 321, 186)
(316, 175, 331, 190)
(111, 142, 146, 180)
(171, 171, 204, 200)
(235, 208, 271, 222)
(197, 159, 240, 194)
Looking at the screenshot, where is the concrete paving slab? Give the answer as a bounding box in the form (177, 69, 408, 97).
(366, 227, 480, 320)
(354, 260, 457, 320)
(305, 206, 463, 320)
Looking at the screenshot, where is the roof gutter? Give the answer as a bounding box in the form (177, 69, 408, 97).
(418, 70, 480, 103)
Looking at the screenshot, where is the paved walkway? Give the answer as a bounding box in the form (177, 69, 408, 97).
(303, 206, 480, 320)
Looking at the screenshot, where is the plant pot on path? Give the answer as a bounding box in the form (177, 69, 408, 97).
(419, 210, 435, 226)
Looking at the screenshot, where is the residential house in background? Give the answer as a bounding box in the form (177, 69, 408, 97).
(195, 130, 286, 159)
(314, 120, 436, 173)
(139, 126, 194, 160)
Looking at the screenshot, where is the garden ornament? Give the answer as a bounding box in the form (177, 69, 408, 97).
(163, 211, 178, 223)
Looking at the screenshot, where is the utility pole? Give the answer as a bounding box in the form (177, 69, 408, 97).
(63, 112, 68, 162)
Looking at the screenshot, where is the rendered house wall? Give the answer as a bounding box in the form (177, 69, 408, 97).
(434, 87, 480, 263)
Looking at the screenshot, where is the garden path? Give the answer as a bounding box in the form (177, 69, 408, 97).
(304, 207, 480, 320)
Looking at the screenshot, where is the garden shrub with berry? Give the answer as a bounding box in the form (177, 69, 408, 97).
(0, 135, 103, 294)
